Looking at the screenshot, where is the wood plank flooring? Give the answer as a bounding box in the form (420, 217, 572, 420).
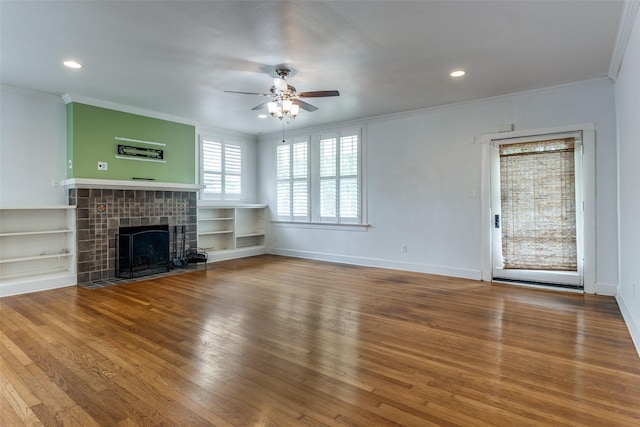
(1, 255, 639, 426)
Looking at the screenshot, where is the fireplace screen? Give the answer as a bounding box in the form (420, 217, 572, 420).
(116, 226, 170, 279)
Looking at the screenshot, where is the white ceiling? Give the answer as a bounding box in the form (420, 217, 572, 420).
(1, 1, 623, 136)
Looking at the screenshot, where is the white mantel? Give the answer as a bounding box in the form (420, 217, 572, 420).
(61, 178, 204, 192)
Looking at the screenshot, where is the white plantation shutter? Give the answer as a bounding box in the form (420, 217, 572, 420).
(319, 137, 337, 218)
(274, 129, 361, 224)
(276, 144, 291, 216)
(276, 138, 309, 220)
(339, 134, 359, 220)
(201, 137, 243, 200)
(319, 132, 360, 223)
(202, 141, 222, 195)
(224, 144, 242, 198)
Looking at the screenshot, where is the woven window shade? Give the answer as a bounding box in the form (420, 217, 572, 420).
(499, 138, 577, 271)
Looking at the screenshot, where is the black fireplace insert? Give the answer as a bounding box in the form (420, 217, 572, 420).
(116, 225, 170, 279)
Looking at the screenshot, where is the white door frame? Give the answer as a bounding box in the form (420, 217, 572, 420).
(478, 123, 596, 294)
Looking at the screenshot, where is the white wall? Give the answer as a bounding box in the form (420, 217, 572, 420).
(0, 86, 262, 208)
(615, 9, 640, 355)
(258, 79, 619, 289)
(1, 85, 68, 207)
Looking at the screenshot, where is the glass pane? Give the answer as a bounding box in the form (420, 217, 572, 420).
(202, 140, 222, 172)
(320, 138, 337, 177)
(340, 178, 359, 218)
(277, 181, 291, 216)
(500, 138, 577, 270)
(292, 180, 308, 217)
(203, 172, 222, 194)
(293, 142, 308, 179)
(225, 174, 241, 195)
(276, 145, 290, 180)
(225, 144, 242, 174)
(320, 179, 337, 218)
(340, 135, 358, 176)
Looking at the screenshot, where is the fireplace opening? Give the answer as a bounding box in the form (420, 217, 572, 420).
(116, 225, 170, 279)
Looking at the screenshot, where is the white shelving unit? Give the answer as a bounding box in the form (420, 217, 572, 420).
(0, 206, 77, 296)
(197, 204, 267, 262)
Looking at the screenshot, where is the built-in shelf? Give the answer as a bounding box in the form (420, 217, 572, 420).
(0, 229, 73, 237)
(197, 204, 267, 262)
(0, 207, 77, 297)
(199, 230, 235, 236)
(0, 253, 73, 264)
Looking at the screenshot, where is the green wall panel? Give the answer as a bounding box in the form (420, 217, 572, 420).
(67, 103, 196, 183)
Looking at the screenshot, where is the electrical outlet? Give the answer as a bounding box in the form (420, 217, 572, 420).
(401, 245, 407, 253)
(68, 160, 73, 169)
(97, 161, 108, 171)
(51, 179, 59, 187)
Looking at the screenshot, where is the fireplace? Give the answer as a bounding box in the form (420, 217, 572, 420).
(68, 187, 198, 283)
(116, 225, 170, 279)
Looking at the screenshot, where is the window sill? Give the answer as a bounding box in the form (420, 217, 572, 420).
(271, 221, 370, 232)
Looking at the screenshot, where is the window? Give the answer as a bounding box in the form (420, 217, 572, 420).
(319, 132, 360, 223)
(275, 129, 362, 224)
(276, 137, 309, 221)
(200, 136, 243, 200)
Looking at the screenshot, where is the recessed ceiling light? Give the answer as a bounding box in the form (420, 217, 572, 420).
(63, 60, 83, 69)
(258, 114, 268, 119)
(450, 70, 466, 77)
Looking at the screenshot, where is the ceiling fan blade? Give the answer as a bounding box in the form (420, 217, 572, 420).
(251, 100, 271, 111)
(296, 90, 340, 98)
(296, 99, 318, 112)
(224, 90, 271, 97)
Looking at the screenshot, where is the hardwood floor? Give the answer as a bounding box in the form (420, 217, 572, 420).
(1, 255, 639, 426)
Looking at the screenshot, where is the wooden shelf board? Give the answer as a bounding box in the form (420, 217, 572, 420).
(0, 229, 73, 237)
(0, 253, 74, 264)
(198, 230, 234, 236)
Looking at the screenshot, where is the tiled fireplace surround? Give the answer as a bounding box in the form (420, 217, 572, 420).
(68, 188, 197, 283)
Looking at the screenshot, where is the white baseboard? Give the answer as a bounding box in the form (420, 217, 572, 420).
(207, 246, 266, 263)
(267, 248, 482, 280)
(0, 274, 77, 297)
(616, 292, 640, 359)
(595, 282, 618, 296)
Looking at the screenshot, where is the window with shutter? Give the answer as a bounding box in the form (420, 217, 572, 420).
(276, 138, 309, 221)
(200, 137, 243, 200)
(319, 132, 360, 223)
(275, 129, 361, 224)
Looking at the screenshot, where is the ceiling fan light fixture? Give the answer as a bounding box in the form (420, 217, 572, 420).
(450, 70, 466, 77)
(268, 101, 278, 117)
(281, 99, 293, 115)
(290, 103, 300, 118)
(225, 67, 339, 121)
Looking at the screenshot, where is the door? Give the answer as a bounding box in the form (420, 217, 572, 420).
(491, 132, 584, 287)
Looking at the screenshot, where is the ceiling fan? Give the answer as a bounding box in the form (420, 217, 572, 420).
(224, 68, 340, 119)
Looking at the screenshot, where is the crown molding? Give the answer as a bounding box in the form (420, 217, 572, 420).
(62, 93, 197, 126)
(608, 0, 640, 81)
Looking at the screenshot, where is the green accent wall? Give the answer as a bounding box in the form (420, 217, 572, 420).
(66, 103, 196, 183)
